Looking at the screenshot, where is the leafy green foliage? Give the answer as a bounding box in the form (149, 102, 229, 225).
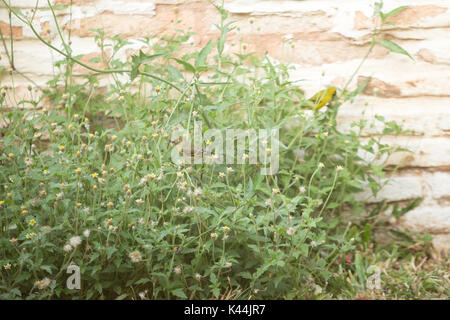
(0, 0, 444, 301)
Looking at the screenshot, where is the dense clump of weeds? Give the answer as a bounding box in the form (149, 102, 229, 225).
(0, 0, 446, 300)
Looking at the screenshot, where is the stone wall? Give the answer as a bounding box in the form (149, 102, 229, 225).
(1, 0, 449, 253)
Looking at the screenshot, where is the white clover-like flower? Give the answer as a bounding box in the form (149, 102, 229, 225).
(225, 262, 232, 268)
(138, 291, 147, 300)
(129, 251, 142, 263)
(35, 278, 52, 290)
(174, 266, 182, 274)
(195, 273, 202, 280)
(299, 186, 306, 193)
(313, 284, 323, 295)
(69, 236, 82, 248)
(64, 244, 73, 252)
(287, 227, 295, 236)
(183, 206, 194, 214)
(83, 229, 90, 238)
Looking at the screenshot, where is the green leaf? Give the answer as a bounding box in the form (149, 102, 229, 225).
(346, 76, 370, 102)
(135, 278, 151, 285)
(212, 287, 220, 298)
(41, 4, 68, 10)
(94, 282, 103, 294)
(171, 288, 187, 299)
(130, 51, 167, 80)
(382, 6, 409, 21)
(354, 253, 366, 288)
(88, 57, 101, 64)
(115, 293, 129, 300)
(40, 265, 53, 274)
(172, 58, 196, 73)
(363, 224, 372, 246)
(299, 243, 309, 257)
(195, 40, 214, 68)
(378, 40, 414, 60)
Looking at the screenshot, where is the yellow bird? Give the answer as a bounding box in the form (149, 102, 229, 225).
(303, 87, 337, 111)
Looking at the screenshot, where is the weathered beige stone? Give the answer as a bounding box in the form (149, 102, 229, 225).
(337, 96, 450, 137)
(399, 205, 450, 234)
(431, 234, 450, 259)
(0, 21, 23, 39)
(354, 174, 424, 203)
(358, 136, 450, 168)
(354, 5, 448, 30)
